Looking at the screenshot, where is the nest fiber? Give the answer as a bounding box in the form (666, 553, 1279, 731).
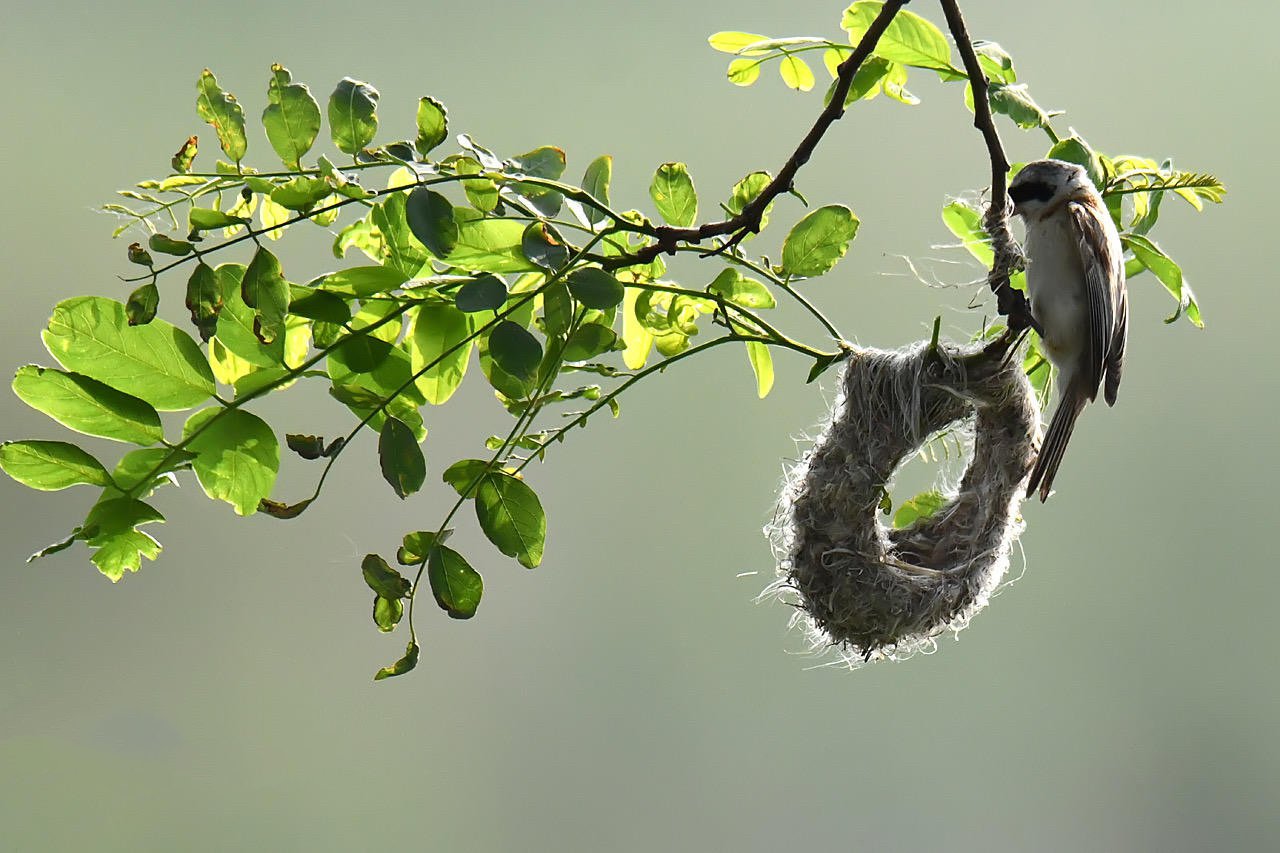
(769, 340, 1040, 665)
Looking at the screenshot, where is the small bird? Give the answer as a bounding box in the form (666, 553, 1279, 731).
(1008, 159, 1129, 501)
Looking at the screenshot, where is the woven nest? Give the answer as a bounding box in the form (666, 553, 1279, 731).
(767, 339, 1040, 665)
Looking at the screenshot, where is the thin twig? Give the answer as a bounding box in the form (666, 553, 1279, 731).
(938, 0, 1037, 334)
(604, 0, 911, 269)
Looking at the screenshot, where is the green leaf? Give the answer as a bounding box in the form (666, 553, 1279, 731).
(726, 170, 773, 230)
(779, 54, 816, 91)
(111, 447, 195, 496)
(521, 221, 569, 271)
(12, 366, 163, 445)
(455, 274, 508, 312)
(373, 596, 404, 632)
(567, 268, 625, 309)
(42, 297, 215, 411)
(125, 283, 159, 326)
(840, 1, 957, 73)
(707, 31, 771, 54)
(474, 472, 545, 568)
(183, 407, 280, 515)
(576, 155, 613, 228)
(428, 544, 483, 619)
(649, 162, 698, 227)
(405, 188, 458, 258)
(745, 341, 774, 398)
(488, 321, 542, 380)
(288, 288, 351, 325)
(328, 78, 380, 155)
(727, 58, 762, 86)
(84, 498, 164, 581)
(563, 324, 618, 361)
(269, 176, 331, 211)
(185, 263, 222, 342)
(0, 440, 112, 491)
(171, 135, 198, 173)
(378, 416, 426, 499)
(707, 268, 776, 308)
(442, 458, 491, 496)
(542, 280, 573, 337)
(314, 265, 409, 298)
(974, 40, 1016, 83)
(409, 303, 472, 404)
(262, 63, 321, 170)
(196, 69, 247, 162)
(780, 204, 860, 277)
(371, 194, 430, 278)
(893, 489, 947, 529)
(989, 83, 1055, 132)
(397, 530, 451, 565)
(1124, 234, 1202, 327)
(941, 200, 994, 266)
(415, 96, 448, 157)
(189, 207, 250, 232)
(362, 553, 411, 599)
(241, 246, 290, 344)
(511, 146, 567, 217)
(214, 264, 286, 366)
(1047, 136, 1106, 191)
(148, 234, 194, 256)
(806, 351, 842, 383)
(449, 210, 537, 273)
(373, 639, 419, 681)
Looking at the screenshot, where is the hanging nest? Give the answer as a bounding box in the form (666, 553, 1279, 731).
(767, 338, 1040, 665)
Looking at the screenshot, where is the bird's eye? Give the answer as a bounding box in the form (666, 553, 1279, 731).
(1009, 181, 1055, 204)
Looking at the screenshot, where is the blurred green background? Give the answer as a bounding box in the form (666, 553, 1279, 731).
(1, 1, 1274, 850)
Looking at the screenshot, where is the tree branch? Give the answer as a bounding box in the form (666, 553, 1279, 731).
(937, 0, 1038, 335)
(606, 0, 911, 269)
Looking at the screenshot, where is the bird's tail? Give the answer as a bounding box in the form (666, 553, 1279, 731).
(1026, 387, 1087, 502)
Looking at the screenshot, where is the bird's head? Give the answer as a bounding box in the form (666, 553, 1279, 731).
(1008, 159, 1095, 220)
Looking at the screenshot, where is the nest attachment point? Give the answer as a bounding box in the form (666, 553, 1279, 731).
(767, 339, 1040, 666)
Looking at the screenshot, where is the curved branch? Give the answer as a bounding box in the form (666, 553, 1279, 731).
(606, 0, 912, 269)
(937, 0, 1037, 334)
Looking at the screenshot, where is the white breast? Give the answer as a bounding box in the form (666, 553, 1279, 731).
(1023, 212, 1086, 370)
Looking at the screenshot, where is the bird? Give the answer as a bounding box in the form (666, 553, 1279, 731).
(1008, 159, 1129, 502)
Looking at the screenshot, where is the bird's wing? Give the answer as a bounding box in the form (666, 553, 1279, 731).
(1067, 198, 1122, 399)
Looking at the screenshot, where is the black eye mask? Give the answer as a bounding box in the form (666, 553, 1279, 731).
(1009, 180, 1055, 204)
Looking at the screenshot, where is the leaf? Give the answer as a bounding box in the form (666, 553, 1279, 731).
(328, 78, 380, 155)
(0, 440, 112, 491)
(726, 170, 773, 226)
(989, 83, 1055, 132)
(397, 530, 451, 565)
(474, 472, 545, 568)
(428, 544, 483, 619)
(563, 324, 618, 361)
(941, 201, 994, 266)
(893, 489, 947, 529)
(42, 297, 215, 411)
(449, 210, 538, 273)
(288, 288, 351, 325)
(745, 341, 774, 398)
(415, 96, 449, 157)
(409, 303, 472, 404)
(183, 407, 280, 515)
(373, 639, 419, 681)
(148, 234, 194, 256)
(185, 263, 222, 342)
(576, 155, 612, 228)
(373, 596, 404, 632)
(214, 263, 286, 366)
(196, 69, 247, 162)
(649, 162, 698, 227)
(378, 416, 426, 499)
(189, 207, 250, 232)
(286, 434, 326, 460)
(241, 246, 290, 344)
(567, 268, 625, 309)
(171, 135, 198, 173)
(362, 553, 411, 599)
(405, 188, 458, 258)
(707, 268, 776, 309)
(621, 285, 653, 370)
(510, 146, 567, 217)
(521, 221, 569, 270)
(12, 366, 163, 445)
(314, 265, 409, 297)
(1047, 136, 1106, 191)
(974, 40, 1016, 83)
(371, 194, 430, 277)
(1124, 234, 1203, 327)
(779, 55, 816, 91)
(727, 58, 762, 86)
(455, 275, 508, 312)
(84, 498, 165, 581)
(707, 31, 771, 54)
(542, 280, 573, 337)
(112, 447, 194, 495)
(442, 458, 492, 496)
(780, 204, 860, 277)
(269, 176, 331, 211)
(262, 64, 321, 170)
(488, 321, 542, 380)
(840, 1, 957, 73)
